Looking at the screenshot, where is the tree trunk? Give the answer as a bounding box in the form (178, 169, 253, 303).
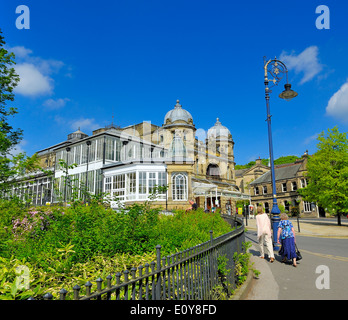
(337, 212, 342, 226)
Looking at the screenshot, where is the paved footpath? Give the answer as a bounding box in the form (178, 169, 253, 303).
(241, 217, 348, 300)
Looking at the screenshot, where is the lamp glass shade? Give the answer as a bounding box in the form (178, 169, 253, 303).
(279, 83, 298, 101)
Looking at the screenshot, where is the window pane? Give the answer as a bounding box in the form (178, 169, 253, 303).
(105, 137, 115, 161)
(172, 173, 187, 201)
(115, 139, 121, 161)
(88, 140, 96, 162)
(96, 138, 104, 161)
(81, 144, 87, 164)
(158, 172, 166, 194)
(105, 176, 112, 192)
(74, 145, 81, 165)
(148, 172, 156, 194)
(139, 172, 146, 194)
(87, 170, 95, 193)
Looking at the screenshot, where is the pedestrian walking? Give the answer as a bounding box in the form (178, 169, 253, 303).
(277, 213, 297, 267)
(256, 207, 275, 262)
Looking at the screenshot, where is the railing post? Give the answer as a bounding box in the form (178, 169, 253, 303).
(115, 272, 121, 300)
(150, 261, 156, 300)
(131, 267, 137, 300)
(124, 270, 129, 300)
(106, 275, 113, 300)
(73, 285, 81, 300)
(96, 277, 103, 300)
(43, 293, 53, 300)
(138, 265, 144, 300)
(144, 263, 150, 300)
(59, 288, 68, 300)
(156, 244, 162, 300)
(85, 281, 92, 298)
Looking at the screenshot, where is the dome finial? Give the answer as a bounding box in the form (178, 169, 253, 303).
(175, 100, 182, 108)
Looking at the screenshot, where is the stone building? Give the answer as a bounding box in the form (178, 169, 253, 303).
(9, 100, 250, 212)
(246, 152, 324, 218)
(235, 157, 270, 194)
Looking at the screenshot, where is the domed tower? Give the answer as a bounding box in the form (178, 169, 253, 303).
(206, 118, 235, 180)
(164, 100, 194, 127)
(163, 100, 196, 160)
(207, 118, 232, 141)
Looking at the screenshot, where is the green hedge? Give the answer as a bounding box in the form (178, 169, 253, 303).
(0, 200, 232, 299)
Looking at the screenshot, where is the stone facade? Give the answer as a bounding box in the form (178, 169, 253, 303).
(13, 100, 250, 211)
(238, 153, 325, 218)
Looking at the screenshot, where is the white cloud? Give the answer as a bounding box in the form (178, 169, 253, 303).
(43, 98, 70, 110)
(326, 80, 348, 123)
(10, 140, 28, 156)
(9, 46, 32, 59)
(303, 133, 319, 145)
(70, 118, 101, 131)
(55, 115, 101, 132)
(280, 46, 323, 84)
(14, 63, 53, 96)
(7, 45, 65, 97)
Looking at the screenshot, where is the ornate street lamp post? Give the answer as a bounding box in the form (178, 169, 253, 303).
(263, 57, 298, 249)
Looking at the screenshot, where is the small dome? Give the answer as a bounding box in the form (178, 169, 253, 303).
(164, 100, 193, 125)
(67, 127, 88, 141)
(207, 118, 231, 139)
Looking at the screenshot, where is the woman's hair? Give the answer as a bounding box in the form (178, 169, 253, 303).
(257, 207, 263, 214)
(280, 213, 289, 220)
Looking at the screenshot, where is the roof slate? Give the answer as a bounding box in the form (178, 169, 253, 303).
(249, 163, 301, 185)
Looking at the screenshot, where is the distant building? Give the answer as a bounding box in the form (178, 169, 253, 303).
(8, 100, 251, 212)
(235, 157, 269, 194)
(237, 152, 325, 218)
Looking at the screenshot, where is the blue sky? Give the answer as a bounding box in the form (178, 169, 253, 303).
(1, 0, 348, 164)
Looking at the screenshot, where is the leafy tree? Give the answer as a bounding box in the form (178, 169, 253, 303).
(298, 127, 348, 225)
(0, 29, 41, 195)
(0, 29, 22, 155)
(235, 155, 299, 169)
(274, 155, 300, 165)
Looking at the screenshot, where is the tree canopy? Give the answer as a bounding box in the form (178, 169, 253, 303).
(298, 127, 348, 225)
(0, 29, 22, 156)
(0, 29, 41, 194)
(235, 155, 300, 170)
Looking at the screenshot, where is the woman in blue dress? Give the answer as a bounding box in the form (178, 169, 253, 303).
(277, 213, 297, 267)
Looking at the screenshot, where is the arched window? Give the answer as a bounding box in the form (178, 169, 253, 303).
(206, 164, 220, 178)
(172, 173, 187, 201)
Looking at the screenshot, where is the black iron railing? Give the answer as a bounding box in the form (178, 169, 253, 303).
(31, 215, 245, 300)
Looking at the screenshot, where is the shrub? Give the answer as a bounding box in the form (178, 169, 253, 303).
(0, 199, 234, 299)
(155, 209, 231, 255)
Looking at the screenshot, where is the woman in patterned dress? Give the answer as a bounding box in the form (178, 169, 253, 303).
(277, 213, 297, 267)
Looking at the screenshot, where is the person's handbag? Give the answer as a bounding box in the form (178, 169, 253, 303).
(295, 243, 302, 261)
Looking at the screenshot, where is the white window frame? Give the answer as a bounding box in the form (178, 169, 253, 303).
(303, 201, 312, 213)
(262, 186, 267, 194)
(292, 181, 297, 191)
(172, 173, 188, 201)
